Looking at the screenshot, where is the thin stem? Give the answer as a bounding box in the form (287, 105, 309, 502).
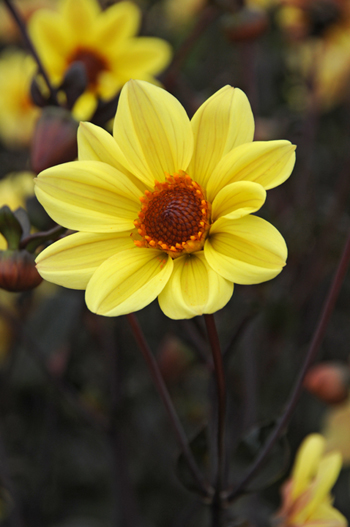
(126, 313, 212, 499)
(3, 0, 59, 106)
(225, 229, 350, 503)
(204, 314, 226, 522)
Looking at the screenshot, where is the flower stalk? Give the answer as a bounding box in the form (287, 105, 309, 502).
(126, 313, 212, 499)
(3, 0, 59, 106)
(204, 314, 226, 522)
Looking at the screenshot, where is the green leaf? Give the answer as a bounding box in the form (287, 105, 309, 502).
(0, 205, 23, 250)
(230, 421, 290, 493)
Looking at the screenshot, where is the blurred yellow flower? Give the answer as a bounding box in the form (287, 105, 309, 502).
(34, 80, 295, 319)
(0, 50, 39, 148)
(275, 434, 347, 527)
(0, 172, 35, 250)
(29, 0, 172, 119)
(323, 398, 350, 467)
(300, 30, 350, 109)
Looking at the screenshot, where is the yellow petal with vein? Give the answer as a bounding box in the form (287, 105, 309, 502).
(36, 231, 134, 289)
(158, 252, 233, 319)
(188, 86, 254, 188)
(113, 80, 193, 187)
(85, 248, 173, 316)
(205, 216, 287, 284)
(78, 122, 143, 185)
(211, 181, 266, 222)
(34, 160, 141, 232)
(207, 140, 296, 202)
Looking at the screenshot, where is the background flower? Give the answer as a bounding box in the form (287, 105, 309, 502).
(275, 433, 346, 527)
(29, 0, 172, 119)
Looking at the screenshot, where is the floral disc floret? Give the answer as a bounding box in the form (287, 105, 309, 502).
(134, 171, 211, 258)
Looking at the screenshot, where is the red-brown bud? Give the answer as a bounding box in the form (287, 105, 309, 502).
(157, 335, 192, 384)
(304, 362, 350, 405)
(222, 8, 269, 42)
(31, 107, 78, 174)
(0, 250, 42, 292)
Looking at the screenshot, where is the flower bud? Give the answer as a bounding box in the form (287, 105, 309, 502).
(31, 106, 78, 173)
(222, 8, 269, 42)
(304, 362, 350, 405)
(157, 335, 192, 383)
(0, 250, 42, 292)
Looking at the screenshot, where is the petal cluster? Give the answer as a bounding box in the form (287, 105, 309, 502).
(275, 434, 347, 527)
(35, 80, 295, 320)
(29, 0, 172, 119)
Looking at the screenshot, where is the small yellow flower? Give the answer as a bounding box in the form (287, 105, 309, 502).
(34, 80, 295, 320)
(275, 434, 347, 527)
(29, 0, 172, 119)
(0, 50, 39, 148)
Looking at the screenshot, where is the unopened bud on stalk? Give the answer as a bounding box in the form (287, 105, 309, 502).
(304, 362, 350, 405)
(0, 250, 42, 292)
(31, 107, 78, 173)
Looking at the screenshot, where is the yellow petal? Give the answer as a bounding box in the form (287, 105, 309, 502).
(93, 1, 140, 48)
(291, 434, 326, 501)
(307, 502, 347, 527)
(112, 38, 172, 79)
(61, 0, 100, 43)
(158, 252, 233, 319)
(72, 91, 98, 121)
(205, 216, 287, 284)
(113, 80, 193, 187)
(34, 160, 141, 232)
(36, 231, 134, 289)
(323, 400, 350, 466)
(211, 181, 266, 222)
(78, 122, 146, 192)
(297, 452, 343, 523)
(188, 86, 254, 189)
(85, 248, 173, 316)
(207, 140, 296, 202)
(29, 11, 72, 75)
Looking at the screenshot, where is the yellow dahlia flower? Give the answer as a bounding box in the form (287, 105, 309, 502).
(29, 0, 172, 119)
(34, 80, 295, 320)
(0, 50, 39, 148)
(275, 434, 347, 527)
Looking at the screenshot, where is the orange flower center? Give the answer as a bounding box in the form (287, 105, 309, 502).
(134, 171, 211, 258)
(69, 47, 108, 88)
